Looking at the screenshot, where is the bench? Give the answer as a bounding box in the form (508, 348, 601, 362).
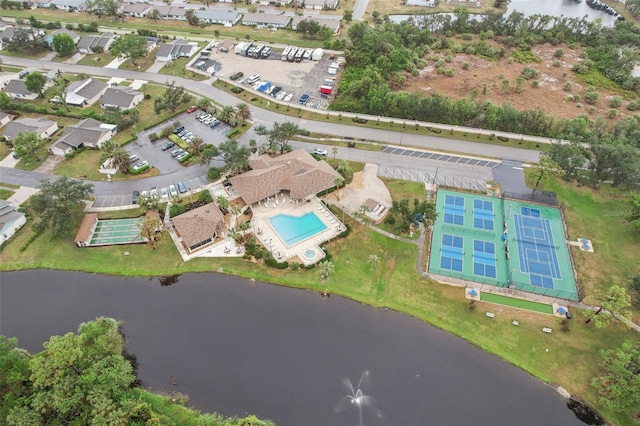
(512, 320, 519, 326)
(542, 327, 552, 334)
(486, 312, 495, 318)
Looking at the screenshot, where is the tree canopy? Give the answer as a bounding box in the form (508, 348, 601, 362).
(13, 132, 46, 163)
(154, 82, 192, 114)
(109, 33, 147, 65)
(52, 33, 75, 56)
(25, 72, 47, 98)
(592, 340, 640, 417)
(254, 121, 306, 155)
(585, 285, 632, 328)
(83, 0, 123, 18)
(30, 177, 94, 237)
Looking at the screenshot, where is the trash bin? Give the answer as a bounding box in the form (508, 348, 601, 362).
(565, 311, 572, 319)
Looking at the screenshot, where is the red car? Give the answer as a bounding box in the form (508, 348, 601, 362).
(186, 106, 198, 114)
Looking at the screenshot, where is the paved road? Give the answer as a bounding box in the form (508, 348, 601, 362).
(0, 56, 539, 203)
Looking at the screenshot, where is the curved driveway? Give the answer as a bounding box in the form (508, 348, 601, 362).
(1, 56, 540, 198)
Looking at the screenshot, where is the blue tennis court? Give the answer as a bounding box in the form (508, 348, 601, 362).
(440, 234, 463, 272)
(514, 207, 561, 289)
(443, 194, 465, 226)
(473, 199, 494, 230)
(473, 240, 496, 278)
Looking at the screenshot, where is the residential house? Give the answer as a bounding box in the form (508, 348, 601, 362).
(100, 86, 144, 110)
(229, 148, 342, 205)
(156, 39, 198, 62)
(0, 26, 45, 49)
(241, 13, 291, 29)
(122, 2, 152, 17)
(29, 0, 54, 8)
(151, 5, 187, 20)
(0, 200, 27, 244)
(302, 0, 325, 9)
(291, 15, 341, 33)
(2, 117, 59, 141)
(144, 36, 160, 52)
(3, 79, 39, 100)
(77, 32, 115, 54)
(194, 9, 242, 26)
(51, 118, 116, 155)
(51, 0, 84, 11)
(64, 77, 108, 107)
(170, 203, 226, 253)
(0, 111, 14, 128)
(43, 28, 80, 49)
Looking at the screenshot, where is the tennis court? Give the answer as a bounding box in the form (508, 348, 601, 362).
(429, 189, 579, 301)
(90, 218, 145, 246)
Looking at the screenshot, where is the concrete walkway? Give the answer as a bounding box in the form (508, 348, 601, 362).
(34, 154, 65, 174)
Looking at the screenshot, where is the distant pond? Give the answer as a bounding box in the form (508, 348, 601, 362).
(1, 270, 591, 426)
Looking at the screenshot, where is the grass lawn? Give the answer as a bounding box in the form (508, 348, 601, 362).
(0, 189, 15, 200)
(1, 205, 638, 425)
(480, 292, 554, 314)
(158, 56, 210, 82)
(213, 80, 549, 153)
(76, 51, 116, 67)
(54, 148, 159, 181)
(525, 171, 640, 322)
(14, 148, 49, 171)
(120, 54, 157, 72)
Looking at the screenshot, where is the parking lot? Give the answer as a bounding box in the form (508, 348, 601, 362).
(127, 111, 232, 175)
(92, 175, 210, 208)
(213, 47, 340, 110)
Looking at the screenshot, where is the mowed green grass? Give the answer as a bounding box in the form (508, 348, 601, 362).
(481, 292, 554, 314)
(1, 180, 639, 425)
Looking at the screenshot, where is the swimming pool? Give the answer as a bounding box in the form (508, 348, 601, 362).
(269, 212, 327, 247)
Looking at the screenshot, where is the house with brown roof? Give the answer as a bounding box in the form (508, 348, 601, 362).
(170, 203, 226, 253)
(2, 117, 58, 141)
(51, 118, 116, 155)
(74, 213, 98, 247)
(229, 148, 342, 205)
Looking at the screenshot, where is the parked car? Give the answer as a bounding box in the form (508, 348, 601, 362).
(174, 126, 185, 134)
(160, 187, 168, 201)
(150, 187, 158, 199)
(313, 148, 328, 156)
(161, 141, 175, 151)
(276, 91, 287, 101)
(299, 94, 310, 104)
(187, 106, 198, 113)
(177, 182, 187, 193)
(131, 190, 140, 204)
(170, 148, 184, 158)
(284, 93, 293, 102)
(140, 190, 149, 198)
(209, 120, 221, 128)
(176, 151, 189, 161)
(169, 184, 178, 198)
(247, 74, 261, 84)
(132, 160, 149, 171)
(129, 153, 140, 162)
(271, 86, 282, 97)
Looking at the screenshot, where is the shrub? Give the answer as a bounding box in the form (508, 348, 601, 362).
(610, 96, 622, 108)
(207, 167, 223, 181)
(531, 80, 539, 88)
(352, 117, 368, 124)
(461, 62, 469, 70)
(553, 48, 564, 58)
(177, 153, 191, 164)
(553, 60, 562, 67)
(128, 164, 150, 174)
(584, 88, 599, 105)
(170, 204, 186, 217)
(563, 82, 573, 92)
(148, 133, 159, 142)
(198, 190, 213, 204)
(608, 109, 617, 118)
(226, 128, 240, 138)
(627, 99, 640, 111)
(521, 66, 539, 79)
(571, 63, 589, 74)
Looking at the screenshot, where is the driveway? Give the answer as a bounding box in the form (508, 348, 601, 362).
(146, 61, 165, 73)
(63, 52, 85, 64)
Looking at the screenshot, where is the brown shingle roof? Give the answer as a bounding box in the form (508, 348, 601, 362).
(229, 148, 342, 205)
(171, 203, 224, 250)
(74, 213, 97, 244)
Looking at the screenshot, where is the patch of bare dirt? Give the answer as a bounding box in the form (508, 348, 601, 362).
(405, 43, 630, 122)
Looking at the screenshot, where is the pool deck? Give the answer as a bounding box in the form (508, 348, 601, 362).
(250, 194, 345, 265)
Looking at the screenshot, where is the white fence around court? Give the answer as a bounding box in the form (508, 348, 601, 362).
(379, 167, 487, 193)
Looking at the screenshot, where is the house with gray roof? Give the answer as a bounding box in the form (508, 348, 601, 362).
(151, 5, 187, 20)
(170, 203, 226, 253)
(0, 200, 26, 243)
(156, 39, 198, 62)
(2, 117, 59, 141)
(0, 111, 14, 128)
(43, 28, 80, 49)
(3, 79, 39, 100)
(241, 13, 291, 29)
(229, 148, 342, 205)
(77, 32, 115, 54)
(64, 77, 108, 107)
(195, 9, 242, 26)
(51, 0, 84, 11)
(51, 118, 116, 156)
(100, 86, 144, 110)
(122, 2, 152, 17)
(291, 15, 341, 33)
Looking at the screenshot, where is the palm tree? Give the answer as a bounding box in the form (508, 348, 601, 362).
(230, 204, 242, 227)
(219, 105, 235, 125)
(189, 137, 205, 156)
(99, 141, 131, 173)
(333, 177, 344, 200)
(367, 254, 380, 271)
(197, 97, 212, 112)
(235, 102, 251, 123)
(216, 195, 229, 214)
(318, 260, 335, 284)
(336, 159, 348, 178)
(332, 146, 338, 162)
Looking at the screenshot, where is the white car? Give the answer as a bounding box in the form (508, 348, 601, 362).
(132, 160, 149, 171)
(313, 148, 328, 156)
(284, 93, 293, 102)
(247, 74, 261, 84)
(160, 187, 169, 201)
(276, 91, 287, 101)
(169, 184, 178, 198)
(150, 187, 158, 199)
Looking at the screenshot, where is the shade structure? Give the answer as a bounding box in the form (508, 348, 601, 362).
(557, 307, 567, 315)
(469, 289, 478, 297)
